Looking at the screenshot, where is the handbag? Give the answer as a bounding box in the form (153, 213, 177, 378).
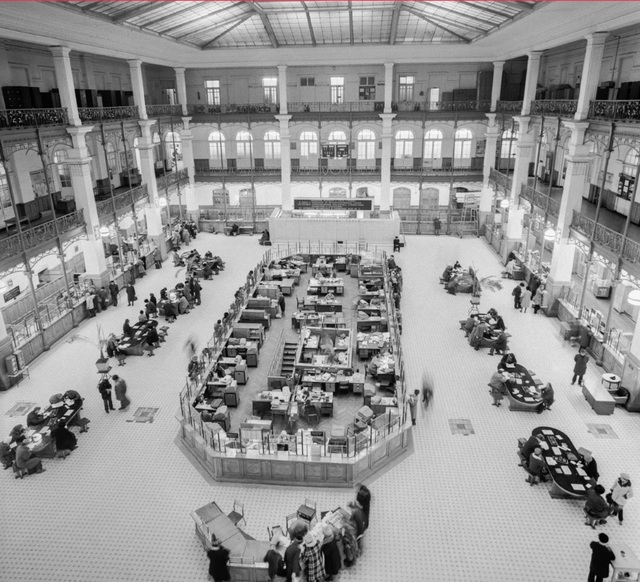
(134, 295, 138, 300)
(605, 492, 613, 505)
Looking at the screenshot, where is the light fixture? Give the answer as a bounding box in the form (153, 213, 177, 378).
(544, 228, 556, 241)
(158, 197, 168, 208)
(500, 198, 510, 209)
(627, 289, 640, 306)
(99, 226, 110, 237)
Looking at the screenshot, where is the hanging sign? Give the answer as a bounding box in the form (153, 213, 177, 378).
(294, 198, 373, 211)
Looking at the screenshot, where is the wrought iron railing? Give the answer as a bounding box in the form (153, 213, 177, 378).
(520, 183, 560, 218)
(489, 167, 511, 191)
(0, 209, 85, 260)
(0, 107, 69, 129)
(195, 167, 282, 176)
(78, 106, 139, 123)
(187, 103, 279, 115)
(392, 100, 491, 113)
(146, 104, 183, 117)
(530, 99, 578, 117)
(570, 210, 624, 254)
(588, 100, 640, 122)
(496, 101, 523, 113)
(96, 185, 148, 219)
(156, 168, 189, 191)
(288, 101, 378, 113)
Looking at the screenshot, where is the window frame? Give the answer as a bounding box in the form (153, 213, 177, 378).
(399, 75, 415, 102)
(236, 131, 253, 160)
(205, 80, 220, 106)
(330, 77, 344, 105)
(423, 129, 443, 160)
(263, 130, 281, 160)
(394, 130, 414, 159)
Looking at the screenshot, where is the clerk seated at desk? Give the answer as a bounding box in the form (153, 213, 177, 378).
(497, 352, 517, 372)
(468, 320, 492, 350)
(26, 407, 45, 428)
(325, 291, 336, 301)
(123, 319, 133, 335)
(51, 420, 77, 453)
(488, 331, 509, 356)
(230, 223, 239, 236)
(487, 308, 506, 331)
(581, 451, 600, 482)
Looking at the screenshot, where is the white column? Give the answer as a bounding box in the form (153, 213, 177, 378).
(379, 113, 395, 213)
(128, 59, 148, 120)
(276, 114, 293, 212)
(509, 116, 535, 201)
(575, 32, 609, 121)
(490, 61, 505, 112)
(66, 126, 109, 285)
(480, 114, 500, 214)
(174, 67, 188, 116)
(521, 52, 543, 116)
(0, 42, 10, 110)
(384, 63, 394, 114)
(50, 46, 81, 126)
(278, 65, 288, 115)
(179, 118, 198, 217)
(138, 120, 164, 254)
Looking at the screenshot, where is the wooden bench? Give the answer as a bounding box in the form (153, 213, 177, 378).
(246, 297, 277, 317)
(581, 383, 616, 415)
(239, 309, 270, 330)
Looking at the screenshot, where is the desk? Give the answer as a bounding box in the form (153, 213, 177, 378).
(307, 277, 344, 296)
(312, 261, 333, 277)
(252, 391, 291, 418)
(303, 296, 342, 313)
(224, 340, 259, 367)
(231, 324, 265, 347)
(296, 390, 333, 416)
(504, 364, 543, 412)
(269, 269, 301, 285)
(582, 383, 616, 415)
(291, 312, 346, 330)
(357, 331, 390, 359)
(534, 426, 594, 499)
(117, 321, 155, 356)
(610, 544, 640, 581)
(356, 315, 387, 332)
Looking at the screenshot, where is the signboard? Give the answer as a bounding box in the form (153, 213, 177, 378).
(335, 144, 350, 158)
(226, 432, 239, 439)
(3, 286, 20, 302)
(321, 144, 336, 158)
(212, 188, 229, 207)
(321, 143, 349, 158)
(294, 198, 373, 211)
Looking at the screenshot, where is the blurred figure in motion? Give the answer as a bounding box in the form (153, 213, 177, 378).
(421, 373, 434, 410)
(184, 335, 198, 360)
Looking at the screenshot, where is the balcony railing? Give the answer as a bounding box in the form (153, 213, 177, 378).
(96, 184, 148, 219)
(156, 168, 189, 191)
(530, 99, 578, 117)
(571, 210, 640, 264)
(146, 104, 183, 117)
(196, 166, 282, 176)
(489, 168, 511, 191)
(0, 209, 86, 261)
(78, 106, 139, 123)
(588, 100, 640, 122)
(520, 184, 560, 218)
(496, 101, 523, 113)
(0, 107, 69, 129)
(188, 103, 279, 116)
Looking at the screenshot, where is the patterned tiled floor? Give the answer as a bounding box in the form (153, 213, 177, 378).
(1, 233, 639, 582)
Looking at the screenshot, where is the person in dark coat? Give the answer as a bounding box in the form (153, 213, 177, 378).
(263, 548, 285, 582)
(278, 291, 286, 315)
(284, 535, 303, 582)
(321, 525, 341, 581)
(126, 283, 136, 306)
(512, 282, 524, 309)
(109, 281, 119, 307)
(98, 378, 115, 413)
(112, 375, 130, 410)
(581, 451, 599, 482)
(572, 347, 589, 386)
(588, 533, 615, 582)
(207, 539, 230, 582)
(51, 420, 77, 453)
(536, 382, 555, 413)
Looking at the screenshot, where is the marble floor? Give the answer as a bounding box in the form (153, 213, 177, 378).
(1, 232, 639, 582)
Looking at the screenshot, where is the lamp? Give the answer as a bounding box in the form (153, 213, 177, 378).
(627, 289, 640, 306)
(99, 225, 110, 237)
(544, 228, 556, 241)
(158, 197, 168, 208)
(500, 198, 510, 209)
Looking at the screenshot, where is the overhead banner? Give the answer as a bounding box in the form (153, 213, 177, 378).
(293, 198, 373, 211)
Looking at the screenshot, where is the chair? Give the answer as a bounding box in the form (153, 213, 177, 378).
(469, 297, 480, 315)
(285, 512, 299, 532)
(227, 500, 245, 526)
(267, 525, 285, 544)
(297, 498, 316, 523)
(305, 404, 319, 424)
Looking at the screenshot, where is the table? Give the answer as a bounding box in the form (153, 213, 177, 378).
(117, 321, 155, 356)
(303, 296, 342, 313)
(307, 277, 344, 296)
(291, 312, 346, 330)
(296, 390, 333, 416)
(224, 339, 259, 367)
(533, 426, 594, 499)
(356, 315, 387, 332)
(357, 331, 390, 359)
(602, 373, 621, 392)
(503, 364, 543, 412)
(609, 544, 640, 581)
(252, 391, 292, 418)
(582, 382, 616, 415)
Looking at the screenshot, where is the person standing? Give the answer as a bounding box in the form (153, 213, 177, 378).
(98, 287, 108, 311)
(393, 235, 401, 252)
(572, 347, 589, 386)
(587, 533, 615, 582)
(408, 389, 419, 425)
(300, 533, 325, 582)
(112, 375, 130, 411)
(520, 286, 532, 313)
(207, 538, 230, 582)
(488, 371, 507, 407)
(153, 247, 162, 269)
(278, 291, 286, 315)
(433, 217, 441, 236)
(536, 382, 555, 414)
(320, 525, 341, 582)
(126, 283, 136, 307)
(98, 378, 115, 413)
(512, 282, 524, 309)
(109, 280, 119, 307)
(284, 534, 303, 582)
(532, 286, 544, 314)
(609, 473, 634, 525)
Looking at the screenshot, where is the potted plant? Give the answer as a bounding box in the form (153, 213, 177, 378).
(67, 325, 110, 371)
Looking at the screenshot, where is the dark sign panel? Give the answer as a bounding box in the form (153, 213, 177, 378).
(3, 286, 20, 302)
(293, 198, 373, 211)
(335, 144, 350, 158)
(321, 144, 336, 158)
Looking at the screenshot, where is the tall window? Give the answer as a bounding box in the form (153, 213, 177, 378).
(359, 76, 375, 101)
(106, 143, 118, 173)
(164, 131, 182, 165)
(205, 80, 220, 106)
(264, 130, 281, 160)
(454, 128, 473, 160)
(619, 149, 638, 200)
(399, 76, 415, 102)
(0, 166, 11, 215)
(208, 131, 226, 163)
(328, 130, 347, 143)
(394, 130, 414, 159)
(152, 132, 162, 163)
(236, 131, 253, 160)
(330, 77, 344, 104)
(500, 128, 518, 159)
(357, 129, 376, 160)
(299, 131, 318, 158)
(429, 87, 440, 110)
(262, 77, 278, 104)
(423, 129, 443, 160)
(54, 149, 71, 188)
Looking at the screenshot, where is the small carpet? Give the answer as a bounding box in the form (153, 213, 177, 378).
(449, 418, 474, 436)
(126, 407, 160, 423)
(5, 402, 38, 417)
(586, 423, 618, 439)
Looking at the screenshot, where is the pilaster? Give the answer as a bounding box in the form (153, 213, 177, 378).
(276, 114, 293, 212)
(278, 65, 288, 115)
(50, 46, 81, 126)
(509, 116, 535, 201)
(521, 52, 542, 116)
(379, 113, 396, 213)
(575, 32, 609, 121)
(174, 67, 188, 116)
(384, 63, 394, 114)
(128, 59, 148, 121)
(490, 61, 504, 112)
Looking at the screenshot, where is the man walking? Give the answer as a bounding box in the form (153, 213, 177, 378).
(98, 378, 115, 413)
(113, 375, 130, 411)
(408, 389, 419, 425)
(109, 280, 119, 307)
(587, 533, 615, 582)
(572, 347, 589, 386)
(512, 282, 524, 309)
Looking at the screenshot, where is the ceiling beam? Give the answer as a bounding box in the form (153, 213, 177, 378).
(434, 4, 499, 28)
(456, 1, 511, 19)
(201, 13, 254, 49)
(423, 12, 487, 34)
(111, 3, 163, 24)
(301, 1, 316, 47)
(251, 2, 279, 49)
(173, 12, 251, 41)
(348, 1, 354, 45)
(404, 6, 471, 43)
(389, 2, 402, 45)
(512, 2, 536, 11)
(161, 3, 246, 37)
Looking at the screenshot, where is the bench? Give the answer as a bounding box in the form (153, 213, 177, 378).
(224, 225, 254, 236)
(246, 298, 278, 317)
(239, 309, 270, 330)
(581, 383, 616, 415)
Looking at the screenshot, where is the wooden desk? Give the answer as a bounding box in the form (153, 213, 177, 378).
(308, 277, 344, 296)
(232, 323, 265, 347)
(582, 383, 616, 415)
(504, 364, 543, 412)
(303, 296, 342, 313)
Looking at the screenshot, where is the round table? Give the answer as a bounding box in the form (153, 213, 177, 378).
(601, 373, 621, 392)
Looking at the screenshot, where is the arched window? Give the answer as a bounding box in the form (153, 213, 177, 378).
(105, 142, 118, 173)
(622, 149, 639, 176)
(357, 129, 376, 160)
(299, 131, 318, 158)
(152, 132, 162, 163)
(395, 130, 414, 159)
(0, 165, 10, 217)
(264, 130, 281, 160)
(236, 131, 253, 160)
(208, 131, 226, 162)
(454, 128, 473, 160)
(53, 149, 71, 188)
(500, 128, 518, 159)
(619, 149, 639, 200)
(424, 129, 443, 160)
(328, 130, 347, 143)
(329, 187, 347, 198)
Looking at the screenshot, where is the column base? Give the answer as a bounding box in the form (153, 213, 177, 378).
(150, 234, 169, 259)
(501, 237, 523, 264)
(544, 276, 575, 318)
(0, 336, 15, 391)
(80, 270, 111, 289)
